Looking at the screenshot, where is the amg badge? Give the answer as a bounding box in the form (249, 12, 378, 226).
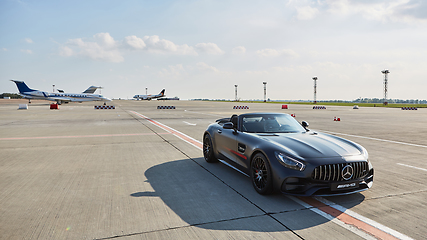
(337, 183, 356, 188)
(331, 181, 359, 191)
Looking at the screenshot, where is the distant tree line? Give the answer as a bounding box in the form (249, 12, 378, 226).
(193, 98, 427, 104)
(353, 98, 427, 104)
(1, 93, 22, 99)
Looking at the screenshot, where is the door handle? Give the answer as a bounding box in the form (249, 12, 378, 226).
(238, 143, 246, 153)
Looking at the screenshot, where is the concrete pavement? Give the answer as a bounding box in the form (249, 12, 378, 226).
(1, 100, 426, 239)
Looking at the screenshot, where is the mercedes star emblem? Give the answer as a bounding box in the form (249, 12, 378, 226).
(342, 165, 354, 180)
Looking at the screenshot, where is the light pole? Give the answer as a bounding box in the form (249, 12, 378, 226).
(145, 87, 148, 95)
(312, 76, 318, 104)
(234, 85, 238, 101)
(381, 69, 389, 105)
(263, 82, 267, 102)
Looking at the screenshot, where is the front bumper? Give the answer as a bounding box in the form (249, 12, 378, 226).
(280, 168, 374, 196)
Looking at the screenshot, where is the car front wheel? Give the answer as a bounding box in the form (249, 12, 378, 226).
(251, 153, 273, 195)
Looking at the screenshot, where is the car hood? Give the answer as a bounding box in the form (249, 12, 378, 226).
(259, 132, 363, 159)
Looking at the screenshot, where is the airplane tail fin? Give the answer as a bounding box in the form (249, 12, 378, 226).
(160, 89, 165, 96)
(11, 80, 36, 93)
(83, 86, 101, 94)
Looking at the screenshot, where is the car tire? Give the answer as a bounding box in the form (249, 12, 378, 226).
(203, 134, 218, 163)
(250, 153, 273, 195)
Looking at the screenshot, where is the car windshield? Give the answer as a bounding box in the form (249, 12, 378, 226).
(241, 114, 306, 133)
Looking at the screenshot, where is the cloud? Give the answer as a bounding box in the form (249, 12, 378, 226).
(64, 33, 123, 62)
(59, 33, 230, 62)
(144, 35, 177, 52)
(159, 64, 186, 77)
(20, 49, 32, 54)
(256, 48, 298, 57)
(1, 48, 7, 51)
(245, 70, 269, 75)
(324, 0, 427, 23)
(232, 46, 246, 54)
(123, 35, 146, 49)
(296, 6, 319, 20)
(25, 38, 33, 44)
(195, 42, 225, 55)
(143, 35, 197, 55)
(59, 46, 73, 56)
(196, 62, 219, 72)
(325, 0, 394, 21)
(93, 32, 116, 48)
(394, 0, 427, 21)
(286, 0, 427, 23)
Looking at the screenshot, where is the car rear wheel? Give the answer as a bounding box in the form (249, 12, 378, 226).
(251, 153, 273, 195)
(203, 134, 218, 163)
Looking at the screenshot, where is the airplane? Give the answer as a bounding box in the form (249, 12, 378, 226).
(133, 89, 165, 100)
(11, 80, 111, 105)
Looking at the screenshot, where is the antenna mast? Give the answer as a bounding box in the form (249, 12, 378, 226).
(381, 69, 390, 105)
(312, 76, 318, 104)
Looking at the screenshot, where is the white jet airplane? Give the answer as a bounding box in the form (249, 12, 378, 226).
(11, 80, 111, 105)
(133, 89, 165, 100)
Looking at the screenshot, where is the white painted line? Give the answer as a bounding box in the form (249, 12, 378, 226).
(184, 109, 225, 117)
(397, 163, 427, 172)
(183, 121, 197, 126)
(315, 197, 414, 240)
(0, 132, 171, 141)
(130, 111, 203, 150)
(321, 130, 427, 149)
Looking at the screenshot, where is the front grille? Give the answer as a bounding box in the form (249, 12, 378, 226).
(312, 162, 369, 182)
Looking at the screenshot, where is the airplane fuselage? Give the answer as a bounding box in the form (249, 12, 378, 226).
(133, 95, 154, 100)
(19, 91, 108, 103)
(133, 89, 165, 101)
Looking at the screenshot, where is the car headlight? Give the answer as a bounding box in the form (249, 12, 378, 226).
(361, 146, 369, 160)
(359, 146, 373, 169)
(275, 152, 305, 171)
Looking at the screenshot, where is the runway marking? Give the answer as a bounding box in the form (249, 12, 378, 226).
(321, 130, 427, 149)
(130, 110, 412, 240)
(0, 132, 171, 141)
(184, 109, 223, 117)
(397, 163, 427, 172)
(130, 111, 203, 149)
(183, 121, 197, 126)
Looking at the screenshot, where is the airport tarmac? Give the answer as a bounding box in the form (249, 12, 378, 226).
(0, 99, 426, 239)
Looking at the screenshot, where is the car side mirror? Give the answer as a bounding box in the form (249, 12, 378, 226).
(223, 122, 234, 129)
(301, 121, 309, 130)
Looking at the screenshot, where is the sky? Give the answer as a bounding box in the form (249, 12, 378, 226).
(1, 0, 426, 101)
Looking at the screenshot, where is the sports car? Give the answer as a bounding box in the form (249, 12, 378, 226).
(203, 112, 374, 196)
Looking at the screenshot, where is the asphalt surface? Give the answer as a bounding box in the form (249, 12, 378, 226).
(0, 99, 426, 239)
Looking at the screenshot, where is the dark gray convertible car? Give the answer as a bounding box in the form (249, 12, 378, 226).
(203, 113, 374, 196)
